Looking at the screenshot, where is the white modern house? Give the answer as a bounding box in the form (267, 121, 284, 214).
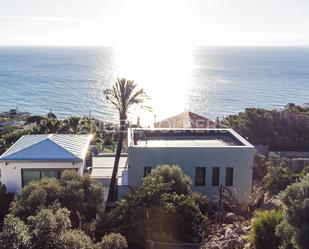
(127, 128, 255, 203)
(0, 134, 92, 193)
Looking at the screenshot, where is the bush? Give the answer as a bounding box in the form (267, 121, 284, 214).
(60, 229, 95, 249)
(250, 210, 283, 249)
(0, 182, 14, 230)
(264, 166, 294, 194)
(10, 170, 105, 228)
(147, 165, 191, 195)
(253, 154, 267, 180)
(0, 214, 30, 249)
(0, 207, 97, 249)
(106, 165, 208, 249)
(279, 175, 309, 249)
(97, 233, 128, 249)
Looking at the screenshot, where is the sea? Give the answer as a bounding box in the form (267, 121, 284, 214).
(0, 46, 309, 124)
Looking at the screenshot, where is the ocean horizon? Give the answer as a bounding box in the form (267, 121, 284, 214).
(0, 46, 309, 124)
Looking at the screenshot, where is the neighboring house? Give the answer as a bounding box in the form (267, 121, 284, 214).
(272, 149, 309, 171)
(91, 153, 128, 186)
(255, 144, 309, 171)
(127, 128, 255, 203)
(90, 154, 128, 200)
(0, 134, 92, 193)
(154, 111, 218, 128)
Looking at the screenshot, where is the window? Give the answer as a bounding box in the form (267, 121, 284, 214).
(225, 167, 234, 186)
(22, 169, 63, 187)
(195, 167, 206, 186)
(144, 167, 152, 177)
(212, 167, 220, 186)
(22, 170, 41, 187)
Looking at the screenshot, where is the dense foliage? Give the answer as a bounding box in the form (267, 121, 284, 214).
(250, 210, 283, 249)
(225, 103, 309, 148)
(101, 165, 210, 249)
(0, 206, 127, 249)
(10, 171, 105, 228)
(97, 233, 128, 249)
(277, 175, 309, 249)
(0, 182, 14, 230)
(263, 153, 294, 194)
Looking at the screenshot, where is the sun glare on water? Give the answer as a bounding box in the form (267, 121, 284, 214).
(113, 44, 194, 126)
(98, 0, 196, 126)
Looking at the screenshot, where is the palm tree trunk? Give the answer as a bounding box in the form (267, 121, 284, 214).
(107, 121, 125, 202)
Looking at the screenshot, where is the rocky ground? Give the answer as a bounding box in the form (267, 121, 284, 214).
(202, 222, 251, 249)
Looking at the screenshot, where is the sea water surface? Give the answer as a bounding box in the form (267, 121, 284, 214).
(0, 46, 308, 123)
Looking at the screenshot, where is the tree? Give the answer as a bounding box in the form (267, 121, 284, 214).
(10, 177, 62, 221)
(103, 78, 149, 202)
(147, 165, 191, 195)
(2, 207, 96, 249)
(27, 208, 71, 249)
(68, 117, 80, 133)
(0, 215, 30, 249)
(0, 182, 14, 230)
(262, 153, 294, 194)
(60, 229, 95, 249)
(106, 165, 208, 249)
(224, 105, 309, 148)
(97, 233, 128, 249)
(278, 175, 309, 249)
(10, 171, 105, 228)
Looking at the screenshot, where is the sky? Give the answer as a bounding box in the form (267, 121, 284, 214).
(0, 0, 309, 46)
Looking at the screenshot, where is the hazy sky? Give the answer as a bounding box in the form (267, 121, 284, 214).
(0, 0, 309, 46)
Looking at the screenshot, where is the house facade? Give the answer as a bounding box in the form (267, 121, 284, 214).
(127, 128, 255, 203)
(0, 134, 92, 193)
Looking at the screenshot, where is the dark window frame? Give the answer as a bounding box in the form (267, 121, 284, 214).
(21, 168, 76, 187)
(212, 167, 220, 186)
(225, 167, 234, 186)
(195, 167, 206, 186)
(144, 167, 152, 177)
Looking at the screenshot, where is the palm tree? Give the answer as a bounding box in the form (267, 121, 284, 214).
(104, 78, 149, 202)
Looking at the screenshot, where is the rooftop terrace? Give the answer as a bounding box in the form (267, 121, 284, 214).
(128, 128, 254, 148)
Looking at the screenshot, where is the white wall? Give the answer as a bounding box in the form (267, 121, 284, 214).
(0, 161, 84, 193)
(128, 147, 254, 203)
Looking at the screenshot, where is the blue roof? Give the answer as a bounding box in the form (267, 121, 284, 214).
(0, 134, 92, 161)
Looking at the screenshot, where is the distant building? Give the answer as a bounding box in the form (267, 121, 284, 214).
(127, 128, 255, 203)
(0, 134, 92, 193)
(154, 111, 218, 128)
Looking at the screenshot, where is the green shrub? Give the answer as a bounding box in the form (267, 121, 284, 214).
(279, 175, 309, 249)
(250, 210, 283, 249)
(147, 165, 191, 195)
(264, 166, 293, 194)
(97, 233, 127, 249)
(0, 215, 30, 249)
(105, 165, 208, 249)
(0, 182, 14, 230)
(10, 170, 105, 228)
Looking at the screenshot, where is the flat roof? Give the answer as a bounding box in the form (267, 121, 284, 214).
(91, 156, 127, 178)
(136, 139, 231, 147)
(128, 128, 254, 148)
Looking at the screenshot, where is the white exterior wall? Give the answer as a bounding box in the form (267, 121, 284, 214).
(0, 161, 84, 193)
(128, 147, 254, 203)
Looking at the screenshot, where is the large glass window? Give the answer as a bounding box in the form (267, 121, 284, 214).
(195, 167, 206, 186)
(41, 170, 60, 178)
(212, 167, 220, 186)
(22, 170, 41, 186)
(22, 169, 63, 187)
(225, 167, 234, 186)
